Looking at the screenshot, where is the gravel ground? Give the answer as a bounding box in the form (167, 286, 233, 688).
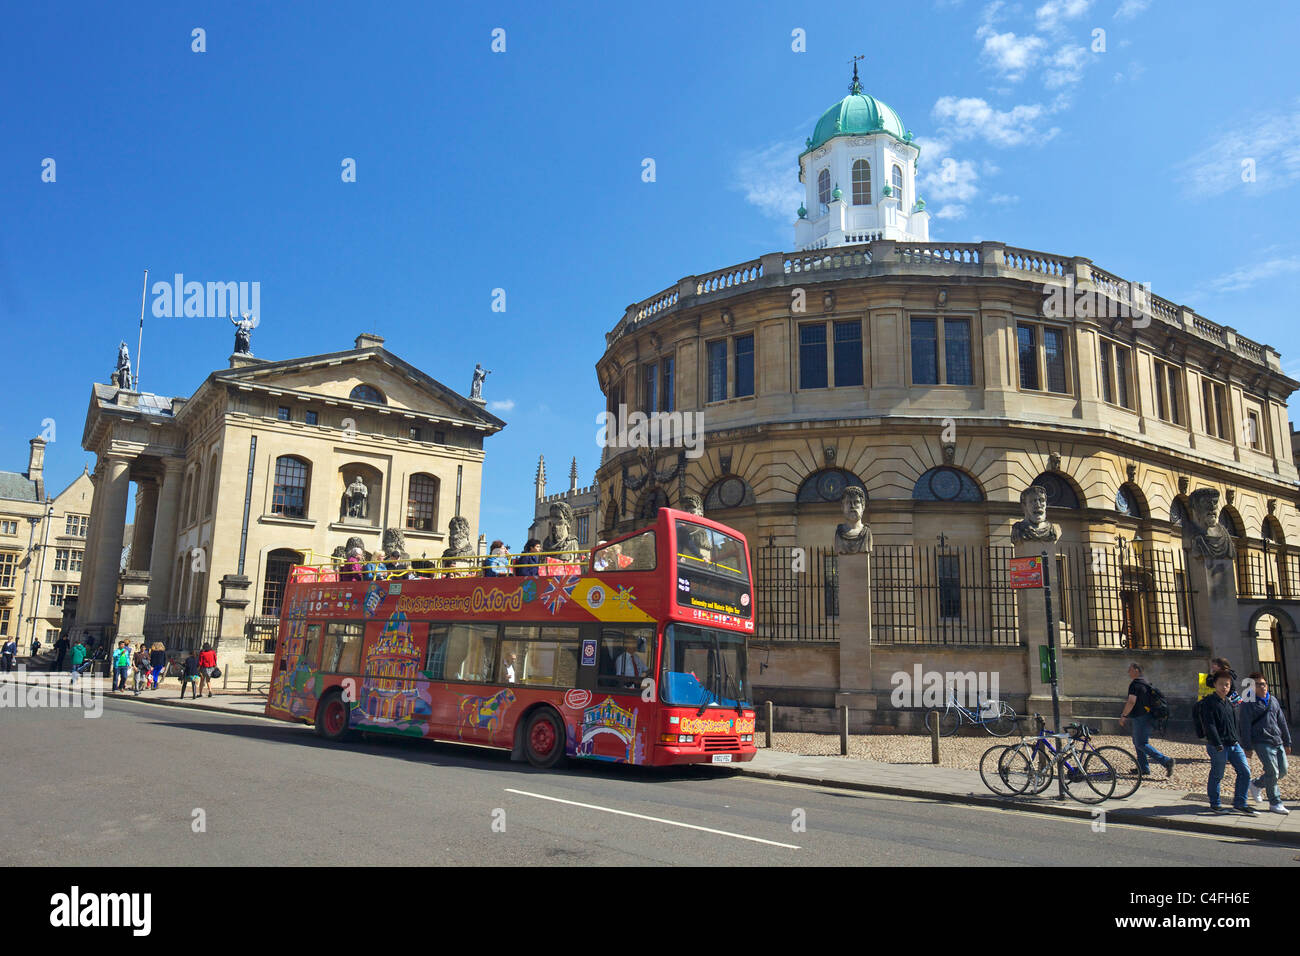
(760, 732, 1299, 800)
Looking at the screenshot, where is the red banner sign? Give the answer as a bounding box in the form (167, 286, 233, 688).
(1009, 556, 1043, 589)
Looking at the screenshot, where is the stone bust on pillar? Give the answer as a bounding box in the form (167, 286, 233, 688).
(442, 516, 474, 559)
(1011, 485, 1060, 544)
(834, 486, 872, 555)
(1183, 488, 1236, 560)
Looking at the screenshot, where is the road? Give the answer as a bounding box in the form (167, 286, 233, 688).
(4, 695, 1296, 866)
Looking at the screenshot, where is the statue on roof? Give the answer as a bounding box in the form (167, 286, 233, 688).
(469, 363, 491, 401)
(114, 341, 133, 390)
(231, 312, 259, 355)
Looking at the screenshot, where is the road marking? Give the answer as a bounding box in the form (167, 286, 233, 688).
(504, 788, 801, 849)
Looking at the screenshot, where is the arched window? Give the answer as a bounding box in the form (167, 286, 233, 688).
(797, 469, 866, 504)
(705, 475, 756, 511)
(1028, 472, 1080, 509)
(204, 452, 218, 518)
(261, 549, 303, 617)
(188, 464, 202, 525)
(406, 474, 439, 532)
(913, 467, 983, 502)
(272, 456, 310, 518)
(892, 164, 904, 201)
(181, 470, 195, 527)
(817, 168, 831, 209)
(1218, 506, 1244, 538)
(349, 384, 385, 404)
(851, 160, 872, 205)
(1115, 483, 1147, 519)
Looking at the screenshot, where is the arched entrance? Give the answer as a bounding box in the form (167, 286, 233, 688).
(1248, 607, 1295, 720)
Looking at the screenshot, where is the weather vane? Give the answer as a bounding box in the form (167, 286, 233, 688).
(848, 54, 865, 94)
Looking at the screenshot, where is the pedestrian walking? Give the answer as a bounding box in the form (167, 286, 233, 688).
(149, 642, 167, 690)
(1239, 672, 1292, 815)
(54, 634, 70, 671)
(132, 644, 150, 696)
(1, 636, 16, 672)
(69, 639, 87, 683)
(180, 650, 200, 699)
(197, 643, 217, 698)
(30, 636, 41, 659)
(1194, 670, 1258, 815)
(1117, 662, 1174, 777)
(112, 641, 132, 692)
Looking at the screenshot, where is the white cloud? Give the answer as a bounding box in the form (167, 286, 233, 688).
(489, 399, 515, 412)
(1043, 44, 1091, 88)
(916, 137, 979, 220)
(1176, 103, 1300, 198)
(1202, 256, 1300, 295)
(733, 139, 804, 221)
(931, 96, 1059, 147)
(975, 26, 1047, 82)
(1114, 0, 1150, 20)
(935, 205, 968, 220)
(988, 193, 1020, 204)
(1036, 0, 1092, 34)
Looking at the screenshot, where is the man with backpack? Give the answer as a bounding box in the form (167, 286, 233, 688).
(1239, 672, 1291, 815)
(1195, 670, 1258, 815)
(1118, 662, 1175, 777)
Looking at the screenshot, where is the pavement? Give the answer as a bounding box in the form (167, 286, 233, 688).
(7, 671, 1298, 847)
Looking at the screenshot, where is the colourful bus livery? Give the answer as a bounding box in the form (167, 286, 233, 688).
(265, 509, 758, 769)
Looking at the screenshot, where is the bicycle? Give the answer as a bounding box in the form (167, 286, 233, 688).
(934, 688, 1018, 737)
(998, 717, 1118, 804)
(1009, 714, 1142, 799)
(979, 742, 1034, 796)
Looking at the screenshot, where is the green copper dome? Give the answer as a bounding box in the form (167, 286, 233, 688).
(803, 69, 908, 156)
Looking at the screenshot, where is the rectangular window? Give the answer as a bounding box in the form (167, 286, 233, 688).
(65, 515, 88, 537)
(1100, 342, 1114, 404)
(1115, 344, 1131, 409)
(661, 358, 674, 412)
(597, 624, 656, 690)
(433, 622, 498, 682)
(305, 410, 318, 426)
(911, 318, 938, 385)
(0, 552, 17, 589)
(1203, 379, 1227, 439)
(734, 334, 755, 397)
(0, 609, 8, 635)
(1155, 363, 1182, 425)
(707, 341, 727, 402)
(945, 318, 973, 386)
(0, 520, 16, 535)
(937, 553, 961, 619)
(500, 624, 582, 688)
(409, 426, 422, 441)
(799, 324, 828, 390)
(321, 622, 364, 674)
(833, 321, 862, 387)
(434, 430, 446, 444)
(1100, 341, 1132, 409)
(276, 406, 290, 421)
(50, 583, 65, 607)
(1246, 408, 1264, 451)
(823, 553, 839, 618)
(1155, 362, 1168, 421)
(54, 548, 83, 572)
(1043, 327, 1067, 394)
(1017, 325, 1039, 390)
(576, 514, 589, 547)
(643, 363, 658, 413)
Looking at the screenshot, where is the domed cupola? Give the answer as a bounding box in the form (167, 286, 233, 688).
(794, 60, 930, 251)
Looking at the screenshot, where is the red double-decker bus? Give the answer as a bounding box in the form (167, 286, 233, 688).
(264, 508, 756, 768)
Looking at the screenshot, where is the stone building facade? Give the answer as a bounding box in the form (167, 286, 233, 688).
(0, 439, 94, 651)
(593, 76, 1300, 727)
(74, 332, 504, 678)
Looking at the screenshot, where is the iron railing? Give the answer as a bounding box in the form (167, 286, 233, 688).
(870, 545, 1018, 646)
(142, 614, 221, 654)
(755, 546, 838, 641)
(1238, 543, 1300, 601)
(1055, 544, 1195, 650)
(246, 616, 280, 655)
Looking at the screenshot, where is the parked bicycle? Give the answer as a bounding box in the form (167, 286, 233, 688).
(933, 688, 1018, 737)
(997, 716, 1120, 804)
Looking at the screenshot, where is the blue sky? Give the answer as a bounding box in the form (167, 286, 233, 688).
(4, 0, 1299, 543)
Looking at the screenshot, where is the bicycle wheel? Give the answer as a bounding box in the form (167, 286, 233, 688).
(1091, 746, 1142, 799)
(938, 707, 961, 737)
(980, 745, 1017, 795)
(995, 746, 1036, 795)
(1062, 751, 1117, 804)
(986, 702, 1018, 737)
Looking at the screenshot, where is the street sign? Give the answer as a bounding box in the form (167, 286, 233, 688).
(1010, 556, 1043, 588)
(1039, 645, 1058, 684)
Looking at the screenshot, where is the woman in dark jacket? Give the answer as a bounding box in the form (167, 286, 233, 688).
(180, 651, 200, 699)
(514, 539, 543, 576)
(149, 643, 167, 690)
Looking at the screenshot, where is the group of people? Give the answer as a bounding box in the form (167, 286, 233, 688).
(337, 539, 555, 581)
(1121, 658, 1291, 815)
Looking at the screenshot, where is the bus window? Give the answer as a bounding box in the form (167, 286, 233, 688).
(441, 623, 498, 682)
(501, 624, 581, 688)
(598, 625, 655, 691)
(592, 531, 656, 572)
(424, 624, 449, 679)
(322, 622, 364, 673)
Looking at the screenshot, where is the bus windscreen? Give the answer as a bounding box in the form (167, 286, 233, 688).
(674, 520, 751, 619)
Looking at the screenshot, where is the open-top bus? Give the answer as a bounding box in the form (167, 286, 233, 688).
(264, 508, 757, 768)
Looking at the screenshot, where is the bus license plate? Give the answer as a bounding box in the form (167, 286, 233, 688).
(711, 753, 733, 764)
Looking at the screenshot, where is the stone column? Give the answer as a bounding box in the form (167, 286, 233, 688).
(834, 551, 874, 713)
(215, 574, 252, 679)
(1015, 541, 1060, 718)
(115, 570, 151, 643)
(87, 454, 133, 628)
(1186, 552, 1249, 665)
(130, 479, 159, 571)
(75, 463, 106, 634)
(146, 460, 186, 619)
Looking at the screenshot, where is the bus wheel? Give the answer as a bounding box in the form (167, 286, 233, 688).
(523, 709, 565, 769)
(315, 691, 352, 742)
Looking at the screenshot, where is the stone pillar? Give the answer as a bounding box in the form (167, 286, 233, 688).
(75, 463, 106, 634)
(147, 460, 186, 619)
(115, 570, 151, 643)
(87, 455, 133, 628)
(130, 479, 159, 571)
(1186, 552, 1249, 666)
(834, 552, 874, 713)
(1015, 541, 1060, 716)
(215, 574, 252, 676)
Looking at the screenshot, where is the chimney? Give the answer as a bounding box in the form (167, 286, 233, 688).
(28, 438, 46, 500)
(354, 332, 385, 350)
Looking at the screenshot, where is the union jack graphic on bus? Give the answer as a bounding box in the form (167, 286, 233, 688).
(541, 575, 579, 614)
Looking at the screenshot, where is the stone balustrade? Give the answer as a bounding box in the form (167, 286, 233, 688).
(603, 240, 1280, 370)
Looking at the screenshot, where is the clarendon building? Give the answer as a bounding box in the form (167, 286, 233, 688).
(0, 438, 94, 652)
(74, 331, 503, 681)
(594, 71, 1300, 727)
